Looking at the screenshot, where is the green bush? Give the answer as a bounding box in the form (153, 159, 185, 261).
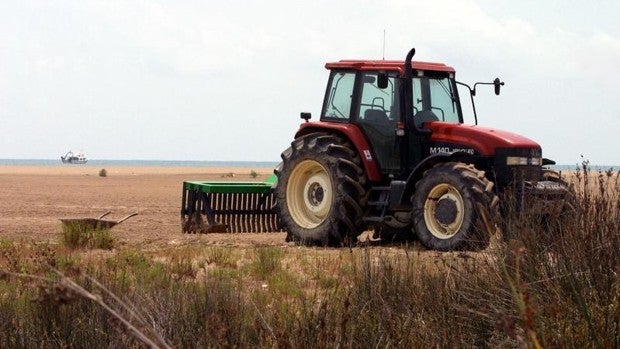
(62, 222, 115, 250)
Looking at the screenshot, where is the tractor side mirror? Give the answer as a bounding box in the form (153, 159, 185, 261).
(377, 72, 389, 89)
(493, 78, 504, 95)
(300, 112, 311, 122)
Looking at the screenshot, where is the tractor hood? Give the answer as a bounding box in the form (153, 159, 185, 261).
(427, 122, 541, 156)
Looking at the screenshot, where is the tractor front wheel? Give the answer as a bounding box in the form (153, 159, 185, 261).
(275, 132, 367, 246)
(412, 162, 497, 251)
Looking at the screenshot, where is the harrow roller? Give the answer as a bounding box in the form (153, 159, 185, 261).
(181, 174, 281, 233)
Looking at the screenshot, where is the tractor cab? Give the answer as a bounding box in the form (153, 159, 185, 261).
(318, 58, 466, 179)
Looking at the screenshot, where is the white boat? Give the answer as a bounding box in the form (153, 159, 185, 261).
(61, 151, 88, 164)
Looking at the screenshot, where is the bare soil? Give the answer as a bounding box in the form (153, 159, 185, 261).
(0, 166, 292, 250)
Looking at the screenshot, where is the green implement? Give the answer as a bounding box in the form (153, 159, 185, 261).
(181, 174, 280, 233)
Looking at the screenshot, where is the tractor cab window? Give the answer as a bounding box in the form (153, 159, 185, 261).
(412, 75, 460, 128)
(322, 71, 356, 120)
(359, 73, 400, 122)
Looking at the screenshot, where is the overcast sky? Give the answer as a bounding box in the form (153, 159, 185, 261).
(1, 0, 618, 165)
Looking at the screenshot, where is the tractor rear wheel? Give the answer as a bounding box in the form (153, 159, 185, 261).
(412, 162, 497, 251)
(275, 132, 367, 246)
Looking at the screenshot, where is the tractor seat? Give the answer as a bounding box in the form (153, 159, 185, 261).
(414, 110, 439, 128)
(364, 109, 388, 123)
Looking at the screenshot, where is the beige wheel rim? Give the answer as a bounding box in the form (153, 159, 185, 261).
(286, 160, 333, 228)
(423, 183, 465, 239)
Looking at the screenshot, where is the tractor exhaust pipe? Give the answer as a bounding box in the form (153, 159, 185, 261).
(404, 47, 416, 81)
(403, 47, 430, 136)
(403, 47, 416, 122)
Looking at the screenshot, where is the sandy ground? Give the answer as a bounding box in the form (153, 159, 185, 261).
(0, 165, 289, 249)
(2, 166, 605, 252)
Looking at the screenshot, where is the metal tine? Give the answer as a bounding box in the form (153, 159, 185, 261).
(224, 192, 231, 230)
(248, 193, 254, 232)
(235, 193, 245, 232)
(257, 193, 263, 232)
(232, 193, 238, 233)
(251, 193, 258, 232)
(260, 194, 267, 232)
(263, 194, 269, 232)
(230, 193, 236, 233)
(199, 193, 205, 224)
(210, 193, 217, 225)
(240, 193, 245, 233)
(243, 193, 249, 232)
(269, 194, 278, 231)
(225, 192, 231, 230)
(223, 192, 229, 231)
(215, 192, 222, 229)
(243, 194, 252, 232)
(216, 192, 223, 225)
(201, 192, 206, 219)
(245, 193, 250, 232)
(262, 194, 268, 232)
(236, 193, 242, 233)
(251, 194, 256, 232)
(245, 193, 250, 231)
(249, 195, 254, 232)
(232, 192, 237, 231)
(255, 193, 262, 232)
(237, 193, 242, 233)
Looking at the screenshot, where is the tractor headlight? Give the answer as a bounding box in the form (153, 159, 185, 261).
(506, 156, 543, 166)
(506, 156, 528, 165)
(529, 157, 542, 166)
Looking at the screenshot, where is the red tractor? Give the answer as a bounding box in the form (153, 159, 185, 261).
(273, 47, 570, 250)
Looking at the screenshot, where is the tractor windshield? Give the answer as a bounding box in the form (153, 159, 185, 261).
(412, 75, 461, 127)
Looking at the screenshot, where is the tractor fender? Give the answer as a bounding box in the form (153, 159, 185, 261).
(398, 152, 474, 206)
(295, 122, 382, 181)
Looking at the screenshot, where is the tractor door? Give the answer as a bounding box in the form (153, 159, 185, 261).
(406, 73, 463, 167)
(356, 72, 402, 175)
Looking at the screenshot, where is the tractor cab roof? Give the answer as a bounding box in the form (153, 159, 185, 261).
(325, 60, 455, 74)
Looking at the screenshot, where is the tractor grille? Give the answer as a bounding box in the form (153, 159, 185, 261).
(494, 147, 543, 188)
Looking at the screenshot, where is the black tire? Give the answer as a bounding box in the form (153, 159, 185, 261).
(542, 169, 574, 191)
(541, 169, 577, 222)
(275, 132, 367, 246)
(412, 162, 498, 251)
(542, 169, 572, 190)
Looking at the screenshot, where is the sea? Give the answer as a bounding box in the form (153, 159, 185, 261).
(0, 159, 279, 168)
(0, 159, 616, 171)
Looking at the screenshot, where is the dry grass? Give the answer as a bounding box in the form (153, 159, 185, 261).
(0, 167, 618, 347)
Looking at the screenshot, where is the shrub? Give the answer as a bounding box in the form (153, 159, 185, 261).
(61, 222, 115, 250)
(250, 170, 258, 178)
(98, 168, 107, 177)
(250, 247, 283, 280)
